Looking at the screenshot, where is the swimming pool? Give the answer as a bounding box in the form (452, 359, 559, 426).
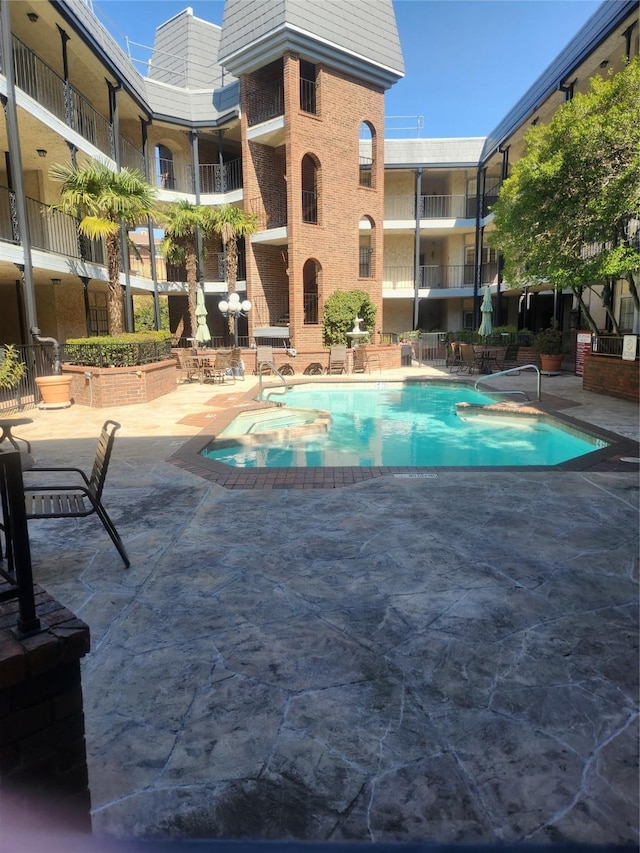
(201, 381, 608, 469)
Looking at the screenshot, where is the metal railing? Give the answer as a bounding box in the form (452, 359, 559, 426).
(382, 264, 498, 290)
(384, 195, 468, 220)
(0, 186, 19, 242)
(304, 292, 319, 325)
(246, 82, 284, 127)
(359, 247, 373, 278)
(157, 157, 194, 193)
(12, 35, 113, 157)
(300, 78, 317, 114)
(0, 451, 41, 635)
(302, 190, 318, 223)
(0, 343, 61, 414)
(248, 196, 287, 230)
(21, 193, 106, 262)
(119, 136, 145, 174)
(591, 335, 626, 358)
(199, 159, 243, 193)
(475, 364, 542, 402)
(359, 156, 372, 188)
(251, 295, 290, 328)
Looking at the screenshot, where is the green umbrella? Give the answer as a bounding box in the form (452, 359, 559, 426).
(478, 285, 493, 338)
(195, 287, 211, 345)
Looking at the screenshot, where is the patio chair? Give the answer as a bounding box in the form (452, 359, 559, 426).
(23, 419, 130, 568)
(352, 346, 381, 374)
(203, 350, 235, 384)
(327, 345, 347, 374)
(453, 344, 482, 374)
(492, 344, 520, 372)
(256, 346, 275, 375)
(175, 352, 203, 384)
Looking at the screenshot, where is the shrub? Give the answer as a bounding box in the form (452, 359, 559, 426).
(63, 331, 172, 367)
(0, 344, 26, 390)
(531, 327, 564, 355)
(323, 290, 376, 347)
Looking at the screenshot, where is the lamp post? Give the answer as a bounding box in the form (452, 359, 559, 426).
(218, 292, 251, 347)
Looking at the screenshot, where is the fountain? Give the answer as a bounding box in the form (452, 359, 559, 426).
(346, 315, 369, 348)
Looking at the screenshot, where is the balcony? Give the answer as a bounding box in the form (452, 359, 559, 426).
(249, 197, 287, 231)
(0, 187, 105, 263)
(6, 36, 143, 170)
(302, 190, 318, 224)
(251, 295, 290, 329)
(199, 159, 243, 194)
(300, 78, 317, 115)
(384, 195, 470, 220)
(382, 263, 498, 290)
(163, 252, 246, 284)
(246, 82, 284, 128)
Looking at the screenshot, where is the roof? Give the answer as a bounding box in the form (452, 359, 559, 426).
(384, 138, 486, 169)
(218, 0, 404, 90)
(481, 0, 639, 161)
(148, 9, 234, 90)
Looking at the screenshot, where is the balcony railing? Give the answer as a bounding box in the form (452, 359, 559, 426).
(300, 78, 317, 115)
(382, 263, 498, 289)
(249, 197, 287, 230)
(246, 82, 284, 127)
(591, 335, 627, 358)
(157, 158, 194, 193)
(384, 195, 469, 220)
(0, 190, 106, 263)
(304, 292, 319, 325)
(302, 190, 318, 224)
(359, 247, 373, 278)
(251, 295, 290, 328)
(163, 252, 246, 283)
(199, 159, 243, 193)
(359, 156, 372, 188)
(9, 36, 145, 170)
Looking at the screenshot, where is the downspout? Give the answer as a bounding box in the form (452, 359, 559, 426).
(142, 117, 161, 330)
(80, 276, 91, 336)
(473, 166, 486, 330)
(108, 80, 134, 332)
(191, 131, 204, 290)
(496, 145, 509, 325)
(0, 0, 38, 338)
(413, 168, 423, 330)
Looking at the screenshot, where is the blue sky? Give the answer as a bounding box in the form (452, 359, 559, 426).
(97, 0, 602, 137)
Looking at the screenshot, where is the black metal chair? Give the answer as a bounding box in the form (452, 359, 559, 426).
(23, 420, 130, 567)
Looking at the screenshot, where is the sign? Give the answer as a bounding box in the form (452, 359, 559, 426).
(622, 335, 638, 362)
(575, 331, 592, 376)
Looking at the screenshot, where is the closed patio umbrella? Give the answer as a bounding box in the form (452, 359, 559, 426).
(195, 287, 211, 346)
(478, 285, 493, 338)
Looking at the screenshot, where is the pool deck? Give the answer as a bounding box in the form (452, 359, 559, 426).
(4, 366, 640, 847)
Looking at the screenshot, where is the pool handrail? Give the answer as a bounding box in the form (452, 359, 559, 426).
(258, 360, 290, 398)
(475, 364, 541, 401)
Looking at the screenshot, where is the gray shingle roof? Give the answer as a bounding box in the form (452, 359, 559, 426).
(218, 0, 403, 88)
(384, 138, 486, 168)
(148, 9, 235, 90)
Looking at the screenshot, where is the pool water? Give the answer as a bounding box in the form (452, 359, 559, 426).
(201, 382, 607, 468)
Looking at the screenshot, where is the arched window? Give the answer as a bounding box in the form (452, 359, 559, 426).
(359, 216, 374, 278)
(303, 258, 321, 324)
(156, 144, 175, 190)
(301, 153, 320, 224)
(358, 122, 375, 188)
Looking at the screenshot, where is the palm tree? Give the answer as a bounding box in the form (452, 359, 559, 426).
(212, 204, 257, 336)
(157, 201, 216, 344)
(50, 162, 156, 336)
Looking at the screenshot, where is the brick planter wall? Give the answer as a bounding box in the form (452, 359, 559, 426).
(62, 359, 178, 407)
(0, 586, 91, 836)
(244, 345, 402, 375)
(583, 354, 639, 403)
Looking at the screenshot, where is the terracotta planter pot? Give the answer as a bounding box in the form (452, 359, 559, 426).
(35, 374, 73, 409)
(539, 354, 562, 373)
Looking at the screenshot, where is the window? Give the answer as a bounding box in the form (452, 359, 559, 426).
(303, 259, 320, 324)
(88, 291, 109, 336)
(156, 144, 175, 190)
(619, 297, 634, 332)
(359, 122, 374, 188)
(462, 310, 474, 331)
(301, 154, 319, 224)
(300, 60, 317, 115)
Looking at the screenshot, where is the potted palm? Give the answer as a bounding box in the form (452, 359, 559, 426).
(532, 326, 564, 372)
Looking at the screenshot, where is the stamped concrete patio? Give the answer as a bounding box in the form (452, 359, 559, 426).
(11, 368, 640, 846)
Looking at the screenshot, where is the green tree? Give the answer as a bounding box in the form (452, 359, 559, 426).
(490, 57, 640, 333)
(157, 201, 216, 341)
(50, 161, 156, 336)
(211, 204, 257, 335)
(323, 290, 377, 346)
(133, 295, 169, 331)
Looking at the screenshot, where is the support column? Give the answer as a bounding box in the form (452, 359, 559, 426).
(0, 1, 38, 337)
(142, 118, 161, 330)
(108, 80, 133, 332)
(413, 168, 423, 330)
(473, 167, 486, 330)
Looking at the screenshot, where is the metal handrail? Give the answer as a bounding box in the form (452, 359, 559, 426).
(258, 361, 290, 399)
(475, 364, 542, 401)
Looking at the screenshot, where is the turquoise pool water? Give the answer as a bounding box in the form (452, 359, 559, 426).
(201, 382, 607, 468)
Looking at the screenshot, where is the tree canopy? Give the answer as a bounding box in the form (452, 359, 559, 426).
(490, 57, 640, 331)
(50, 162, 156, 335)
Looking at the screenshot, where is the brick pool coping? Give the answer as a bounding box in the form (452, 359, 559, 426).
(168, 376, 640, 489)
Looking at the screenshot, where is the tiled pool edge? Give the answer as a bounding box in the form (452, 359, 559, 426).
(167, 381, 640, 490)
